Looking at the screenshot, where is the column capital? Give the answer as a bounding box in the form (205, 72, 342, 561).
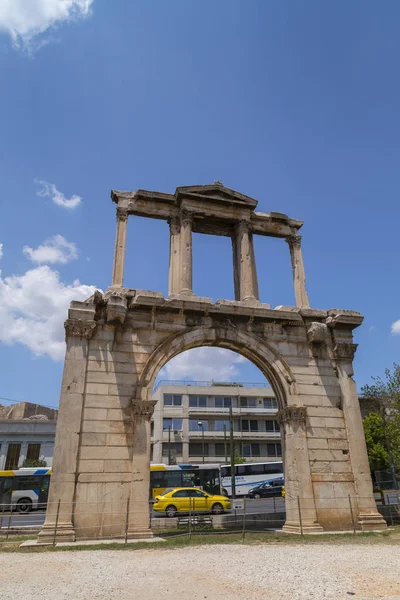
(116, 206, 129, 222)
(236, 219, 250, 234)
(333, 342, 358, 362)
(64, 319, 97, 341)
(168, 213, 180, 235)
(180, 209, 194, 226)
(277, 406, 307, 425)
(131, 399, 157, 420)
(285, 234, 302, 248)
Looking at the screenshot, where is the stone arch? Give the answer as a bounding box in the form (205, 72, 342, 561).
(136, 325, 297, 410)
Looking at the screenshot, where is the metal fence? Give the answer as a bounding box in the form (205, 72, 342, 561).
(1, 494, 399, 546)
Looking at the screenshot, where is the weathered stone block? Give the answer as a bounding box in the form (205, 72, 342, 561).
(85, 382, 109, 395)
(81, 420, 127, 434)
(80, 446, 131, 461)
(83, 408, 108, 421)
(104, 459, 132, 472)
(79, 460, 104, 473)
(85, 394, 131, 409)
(80, 433, 107, 446)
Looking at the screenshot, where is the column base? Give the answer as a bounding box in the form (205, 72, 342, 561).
(282, 520, 324, 534)
(127, 528, 153, 540)
(37, 523, 76, 545)
(358, 513, 387, 531)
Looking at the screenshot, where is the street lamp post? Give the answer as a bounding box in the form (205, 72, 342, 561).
(168, 425, 172, 465)
(223, 422, 228, 463)
(198, 421, 205, 464)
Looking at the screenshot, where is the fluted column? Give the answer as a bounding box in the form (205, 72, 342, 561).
(168, 214, 181, 296)
(286, 235, 310, 308)
(179, 209, 193, 295)
(111, 207, 128, 287)
(278, 406, 323, 534)
(236, 221, 259, 302)
(127, 400, 157, 539)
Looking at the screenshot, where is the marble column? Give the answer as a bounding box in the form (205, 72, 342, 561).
(278, 406, 323, 534)
(38, 310, 96, 544)
(286, 235, 310, 308)
(168, 214, 181, 296)
(235, 221, 259, 302)
(333, 343, 387, 531)
(111, 206, 128, 287)
(127, 400, 157, 539)
(179, 209, 193, 295)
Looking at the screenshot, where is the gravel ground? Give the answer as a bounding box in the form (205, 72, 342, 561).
(0, 544, 399, 600)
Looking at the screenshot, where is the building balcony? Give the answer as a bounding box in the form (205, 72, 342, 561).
(188, 406, 278, 415)
(188, 430, 280, 440)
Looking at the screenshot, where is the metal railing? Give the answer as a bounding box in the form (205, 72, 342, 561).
(1, 493, 399, 546)
(153, 380, 270, 392)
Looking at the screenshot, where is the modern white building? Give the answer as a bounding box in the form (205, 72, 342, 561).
(151, 382, 282, 465)
(0, 402, 57, 470)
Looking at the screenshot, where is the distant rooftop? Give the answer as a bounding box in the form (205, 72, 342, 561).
(153, 380, 270, 392)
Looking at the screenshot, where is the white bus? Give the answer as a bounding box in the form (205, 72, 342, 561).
(220, 461, 283, 497)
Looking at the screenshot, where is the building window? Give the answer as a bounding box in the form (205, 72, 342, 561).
(265, 443, 282, 457)
(241, 397, 257, 408)
(189, 419, 208, 431)
(243, 443, 260, 457)
(163, 418, 183, 431)
(5, 443, 21, 470)
(263, 397, 278, 409)
(214, 397, 232, 408)
(189, 442, 209, 457)
(214, 419, 230, 432)
(265, 420, 280, 432)
(241, 419, 259, 432)
(26, 444, 41, 462)
(162, 443, 183, 456)
(150, 444, 154, 462)
(214, 443, 226, 457)
(151, 422, 154, 436)
(189, 395, 208, 408)
(163, 394, 182, 407)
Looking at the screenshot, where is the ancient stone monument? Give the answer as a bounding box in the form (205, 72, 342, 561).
(39, 183, 386, 543)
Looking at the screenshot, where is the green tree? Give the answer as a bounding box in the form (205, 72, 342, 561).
(21, 458, 47, 468)
(233, 448, 246, 464)
(361, 363, 400, 487)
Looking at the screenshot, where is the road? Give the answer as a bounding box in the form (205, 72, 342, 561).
(1, 498, 284, 529)
(1, 492, 398, 529)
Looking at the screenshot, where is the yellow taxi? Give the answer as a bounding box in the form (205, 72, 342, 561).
(153, 487, 231, 518)
(282, 485, 285, 498)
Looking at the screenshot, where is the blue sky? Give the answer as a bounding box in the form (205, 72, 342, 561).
(0, 0, 399, 408)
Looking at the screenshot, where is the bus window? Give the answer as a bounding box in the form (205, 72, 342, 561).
(200, 469, 219, 495)
(182, 472, 197, 487)
(165, 470, 182, 488)
(221, 466, 230, 478)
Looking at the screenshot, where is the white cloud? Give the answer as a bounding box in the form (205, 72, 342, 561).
(23, 235, 78, 265)
(369, 325, 376, 333)
(35, 180, 82, 209)
(0, 0, 93, 50)
(391, 321, 400, 335)
(0, 265, 97, 360)
(159, 348, 250, 382)
(0, 244, 3, 260)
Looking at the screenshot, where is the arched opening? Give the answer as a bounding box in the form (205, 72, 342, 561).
(150, 346, 284, 471)
(135, 326, 296, 500)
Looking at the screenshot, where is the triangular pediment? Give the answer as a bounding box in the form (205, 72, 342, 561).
(175, 183, 258, 210)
